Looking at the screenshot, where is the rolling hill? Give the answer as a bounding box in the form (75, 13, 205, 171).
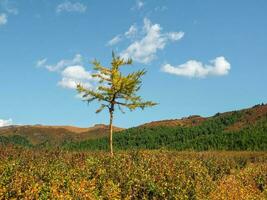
(63, 103, 267, 151)
(1, 103, 267, 150)
(0, 124, 123, 146)
(140, 103, 267, 130)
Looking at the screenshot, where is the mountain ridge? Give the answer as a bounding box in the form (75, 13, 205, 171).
(0, 124, 123, 145)
(1, 103, 266, 149)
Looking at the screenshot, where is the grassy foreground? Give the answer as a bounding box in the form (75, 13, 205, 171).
(0, 147, 266, 199)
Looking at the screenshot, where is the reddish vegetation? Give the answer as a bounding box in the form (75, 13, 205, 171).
(226, 104, 267, 131)
(140, 115, 206, 128)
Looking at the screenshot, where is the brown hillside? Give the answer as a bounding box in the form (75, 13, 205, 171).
(140, 115, 206, 128)
(225, 104, 267, 131)
(0, 124, 123, 145)
(34, 125, 92, 133)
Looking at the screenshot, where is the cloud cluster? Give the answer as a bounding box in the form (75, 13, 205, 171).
(162, 57, 231, 78)
(108, 18, 184, 64)
(120, 18, 184, 64)
(0, 118, 12, 127)
(56, 1, 87, 13)
(37, 54, 95, 90)
(126, 3, 231, 78)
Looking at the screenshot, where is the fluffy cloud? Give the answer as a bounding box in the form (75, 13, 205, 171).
(0, 118, 12, 127)
(120, 18, 184, 64)
(0, 13, 7, 26)
(58, 65, 94, 89)
(37, 54, 82, 72)
(36, 54, 96, 89)
(56, 1, 87, 13)
(162, 57, 231, 78)
(37, 54, 96, 91)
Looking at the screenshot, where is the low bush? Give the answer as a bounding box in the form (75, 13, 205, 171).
(0, 147, 266, 199)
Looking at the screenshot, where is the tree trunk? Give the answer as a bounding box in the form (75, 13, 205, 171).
(109, 110, 114, 157)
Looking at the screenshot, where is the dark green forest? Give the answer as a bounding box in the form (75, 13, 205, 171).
(62, 110, 267, 151)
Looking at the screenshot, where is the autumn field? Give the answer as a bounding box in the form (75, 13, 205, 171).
(0, 104, 267, 199)
(0, 147, 266, 199)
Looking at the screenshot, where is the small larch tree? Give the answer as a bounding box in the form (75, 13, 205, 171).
(77, 53, 157, 156)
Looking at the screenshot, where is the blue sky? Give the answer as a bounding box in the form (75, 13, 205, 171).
(0, 0, 267, 128)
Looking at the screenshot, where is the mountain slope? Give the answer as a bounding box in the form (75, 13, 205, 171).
(64, 103, 267, 151)
(0, 124, 123, 145)
(140, 103, 267, 130)
(1, 103, 266, 150)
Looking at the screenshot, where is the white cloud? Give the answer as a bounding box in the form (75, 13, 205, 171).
(37, 54, 97, 93)
(107, 25, 138, 47)
(0, 13, 7, 26)
(36, 58, 47, 67)
(38, 54, 83, 72)
(162, 57, 231, 78)
(0, 118, 12, 127)
(120, 18, 184, 64)
(61, 65, 92, 80)
(107, 35, 122, 46)
(56, 1, 87, 13)
(58, 65, 94, 89)
(125, 25, 137, 38)
(167, 32, 185, 41)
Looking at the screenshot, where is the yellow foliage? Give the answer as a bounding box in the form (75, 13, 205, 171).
(0, 147, 266, 199)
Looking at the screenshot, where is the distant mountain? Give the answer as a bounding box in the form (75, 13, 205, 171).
(0, 124, 123, 146)
(64, 103, 267, 151)
(1, 103, 267, 150)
